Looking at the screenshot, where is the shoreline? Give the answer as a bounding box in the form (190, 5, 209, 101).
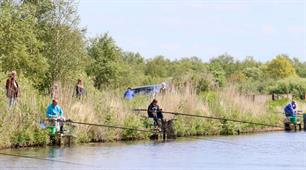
(0, 126, 286, 150)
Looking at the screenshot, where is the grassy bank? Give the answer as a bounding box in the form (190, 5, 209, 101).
(1, 74, 300, 149)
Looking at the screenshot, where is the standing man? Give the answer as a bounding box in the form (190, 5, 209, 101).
(46, 99, 65, 132)
(75, 79, 85, 99)
(5, 71, 19, 108)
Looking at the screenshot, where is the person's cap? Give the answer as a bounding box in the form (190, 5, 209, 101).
(52, 99, 58, 103)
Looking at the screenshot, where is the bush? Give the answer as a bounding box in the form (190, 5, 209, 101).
(266, 77, 306, 99)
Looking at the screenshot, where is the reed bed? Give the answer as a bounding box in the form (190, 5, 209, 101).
(0, 75, 285, 149)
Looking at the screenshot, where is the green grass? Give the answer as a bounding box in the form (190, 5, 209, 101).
(0, 75, 284, 149)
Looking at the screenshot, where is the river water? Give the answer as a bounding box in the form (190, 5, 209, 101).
(0, 131, 305, 170)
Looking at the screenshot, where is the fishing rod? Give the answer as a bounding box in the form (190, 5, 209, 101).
(133, 109, 283, 128)
(0, 152, 93, 167)
(65, 120, 160, 134)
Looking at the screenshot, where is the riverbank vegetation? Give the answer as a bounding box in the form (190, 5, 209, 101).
(0, 0, 306, 149)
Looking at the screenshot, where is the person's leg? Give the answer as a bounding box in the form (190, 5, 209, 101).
(157, 111, 163, 119)
(59, 121, 64, 133)
(8, 97, 15, 109)
(153, 115, 159, 127)
(285, 111, 290, 117)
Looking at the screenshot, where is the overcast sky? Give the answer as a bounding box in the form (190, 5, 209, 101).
(78, 0, 306, 62)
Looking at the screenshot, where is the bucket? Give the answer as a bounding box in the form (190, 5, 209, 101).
(303, 114, 306, 130)
(290, 117, 297, 124)
(47, 126, 57, 136)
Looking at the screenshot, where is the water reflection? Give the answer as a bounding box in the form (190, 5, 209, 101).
(0, 132, 305, 170)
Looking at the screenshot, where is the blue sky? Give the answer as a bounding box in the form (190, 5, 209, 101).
(78, 0, 306, 62)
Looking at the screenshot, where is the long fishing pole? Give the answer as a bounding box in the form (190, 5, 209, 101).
(0, 152, 94, 167)
(66, 120, 160, 133)
(133, 109, 283, 128)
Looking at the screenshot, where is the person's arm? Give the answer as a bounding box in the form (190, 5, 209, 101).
(289, 104, 295, 115)
(5, 79, 9, 90)
(124, 91, 128, 98)
(58, 106, 64, 117)
(16, 81, 19, 97)
(148, 104, 154, 113)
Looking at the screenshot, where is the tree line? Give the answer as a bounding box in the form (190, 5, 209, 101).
(0, 0, 305, 98)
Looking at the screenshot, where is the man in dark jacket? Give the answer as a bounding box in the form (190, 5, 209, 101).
(284, 101, 297, 117)
(147, 99, 163, 129)
(6, 71, 19, 108)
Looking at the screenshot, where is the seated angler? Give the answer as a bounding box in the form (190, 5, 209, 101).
(284, 101, 297, 117)
(46, 98, 65, 132)
(147, 99, 164, 129)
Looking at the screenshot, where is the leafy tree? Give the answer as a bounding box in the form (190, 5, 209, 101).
(209, 60, 225, 87)
(31, 0, 87, 90)
(242, 67, 263, 80)
(292, 57, 306, 78)
(0, 1, 48, 86)
(210, 53, 237, 77)
(87, 33, 124, 89)
(240, 56, 261, 69)
(122, 52, 146, 86)
(171, 57, 207, 77)
(145, 55, 171, 78)
(266, 55, 296, 79)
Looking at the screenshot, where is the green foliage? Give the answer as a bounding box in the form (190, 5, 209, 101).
(209, 60, 225, 87)
(293, 58, 306, 78)
(87, 33, 125, 89)
(267, 98, 289, 111)
(265, 77, 306, 99)
(266, 55, 296, 79)
(121, 115, 147, 140)
(171, 57, 207, 77)
(210, 54, 235, 74)
(145, 55, 171, 78)
(242, 67, 263, 80)
(0, 0, 303, 149)
(37, 0, 87, 90)
(0, 0, 87, 91)
(0, 1, 48, 85)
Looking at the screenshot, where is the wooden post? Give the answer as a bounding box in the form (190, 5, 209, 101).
(303, 114, 306, 130)
(162, 120, 166, 141)
(163, 129, 166, 141)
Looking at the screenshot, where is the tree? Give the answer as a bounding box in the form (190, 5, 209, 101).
(145, 55, 171, 78)
(30, 0, 87, 90)
(171, 57, 207, 77)
(210, 53, 237, 77)
(242, 67, 263, 80)
(266, 55, 296, 79)
(0, 1, 48, 86)
(122, 52, 146, 86)
(292, 57, 306, 78)
(87, 33, 124, 89)
(209, 60, 225, 87)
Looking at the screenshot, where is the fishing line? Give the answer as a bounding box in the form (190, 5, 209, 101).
(0, 152, 96, 167)
(133, 109, 283, 128)
(66, 120, 161, 134)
